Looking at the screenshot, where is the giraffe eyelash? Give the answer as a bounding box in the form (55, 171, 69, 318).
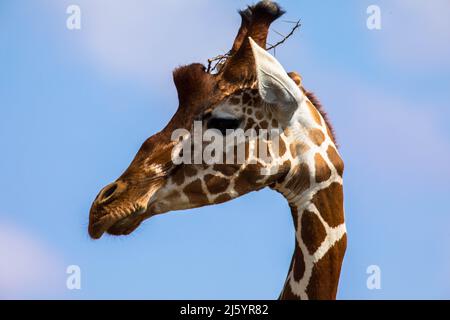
(206, 117, 241, 135)
(201, 110, 213, 121)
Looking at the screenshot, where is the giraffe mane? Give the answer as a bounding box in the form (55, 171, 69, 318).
(303, 89, 338, 147)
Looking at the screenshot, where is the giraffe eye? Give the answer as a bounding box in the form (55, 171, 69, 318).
(206, 118, 241, 135)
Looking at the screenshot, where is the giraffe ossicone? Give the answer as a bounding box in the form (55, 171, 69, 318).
(89, 0, 346, 300)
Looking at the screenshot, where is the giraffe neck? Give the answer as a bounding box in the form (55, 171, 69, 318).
(278, 191, 347, 300)
(273, 101, 347, 299)
(274, 173, 347, 300)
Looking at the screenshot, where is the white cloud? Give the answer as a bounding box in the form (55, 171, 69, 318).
(374, 0, 450, 69)
(0, 221, 65, 299)
(53, 0, 242, 85)
(46, 1, 450, 81)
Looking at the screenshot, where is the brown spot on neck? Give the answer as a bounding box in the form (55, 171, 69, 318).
(284, 162, 311, 195)
(307, 100, 323, 127)
(290, 141, 310, 158)
(293, 243, 306, 281)
(306, 234, 347, 299)
(301, 211, 327, 255)
(234, 163, 265, 195)
(204, 174, 230, 194)
(183, 179, 209, 206)
(314, 153, 332, 183)
(184, 166, 198, 177)
(303, 90, 337, 146)
(311, 183, 344, 228)
(171, 167, 186, 186)
(309, 128, 325, 146)
(326, 146, 344, 177)
(213, 164, 240, 176)
(214, 193, 232, 204)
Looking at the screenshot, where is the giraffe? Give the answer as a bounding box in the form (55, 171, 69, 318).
(88, 1, 346, 300)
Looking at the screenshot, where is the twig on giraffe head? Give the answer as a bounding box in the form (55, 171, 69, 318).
(272, 29, 285, 38)
(206, 19, 301, 74)
(207, 52, 232, 73)
(266, 19, 301, 51)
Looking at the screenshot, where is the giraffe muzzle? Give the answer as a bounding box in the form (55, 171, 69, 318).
(88, 180, 153, 239)
(88, 174, 168, 239)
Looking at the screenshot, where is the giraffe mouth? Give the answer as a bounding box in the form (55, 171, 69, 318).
(89, 207, 147, 239)
(89, 181, 165, 239)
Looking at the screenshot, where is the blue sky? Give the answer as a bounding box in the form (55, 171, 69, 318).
(1, 0, 449, 299)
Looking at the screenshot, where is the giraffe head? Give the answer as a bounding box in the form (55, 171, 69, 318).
(88, 1, 337, 239)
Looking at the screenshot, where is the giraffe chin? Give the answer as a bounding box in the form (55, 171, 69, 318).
(89, 207, 147, 239)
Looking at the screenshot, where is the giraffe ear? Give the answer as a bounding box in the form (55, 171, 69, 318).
(249, 37, 304, 115)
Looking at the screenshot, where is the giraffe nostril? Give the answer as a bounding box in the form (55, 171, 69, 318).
(98, 183, 118, 202)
